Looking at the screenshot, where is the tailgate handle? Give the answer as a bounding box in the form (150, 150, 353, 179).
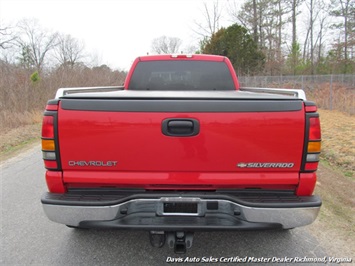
(162, 119, 200, 137)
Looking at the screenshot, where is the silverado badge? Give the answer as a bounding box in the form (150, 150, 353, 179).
(237, 162, 294, 168)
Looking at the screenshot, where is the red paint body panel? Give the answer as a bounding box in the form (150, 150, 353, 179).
(63, 171, 298, 190)
(58, 108, 305, 173)
(296, 173, 317, 196)
(46, 171, 65, 193)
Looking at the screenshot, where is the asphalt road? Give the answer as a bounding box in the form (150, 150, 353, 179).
(1, 145, 334, 266)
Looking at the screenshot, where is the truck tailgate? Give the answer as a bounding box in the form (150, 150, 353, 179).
(57, 91, 305, 188)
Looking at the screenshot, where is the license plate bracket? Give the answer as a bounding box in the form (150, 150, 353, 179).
(163, 202, 198, 214)
(157, 198, 201, 216)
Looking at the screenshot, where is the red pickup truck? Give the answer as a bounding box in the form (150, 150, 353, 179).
(41, 54, 321, 253)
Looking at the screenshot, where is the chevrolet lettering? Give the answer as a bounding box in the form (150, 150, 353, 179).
(68, 161, 118, 167)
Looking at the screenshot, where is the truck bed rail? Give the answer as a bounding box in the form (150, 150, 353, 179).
(240, 87, 306, 100)
(55, 86, 124, 99)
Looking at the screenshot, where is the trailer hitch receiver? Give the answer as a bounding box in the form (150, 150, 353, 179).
(149, 231, 194, 253)
(167, 231, 194, 254)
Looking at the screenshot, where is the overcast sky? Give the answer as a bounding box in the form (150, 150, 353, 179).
(0, 0, 234, 70)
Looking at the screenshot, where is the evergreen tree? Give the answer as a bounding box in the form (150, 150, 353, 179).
(286, 42, 302, 75)
(201, 24, 265, 75)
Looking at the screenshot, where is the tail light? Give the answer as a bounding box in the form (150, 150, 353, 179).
(42, 100, 65, 193)
(302, 103, 321, 172)
(41, 101, 60, 170)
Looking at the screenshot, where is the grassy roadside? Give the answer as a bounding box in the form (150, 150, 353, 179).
(318, 109, 354, 178)
(309, 162, 355, 257)
(0, 123, 41, 161)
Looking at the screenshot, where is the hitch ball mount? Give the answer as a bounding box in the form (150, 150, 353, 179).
(149, 231, 194, 254)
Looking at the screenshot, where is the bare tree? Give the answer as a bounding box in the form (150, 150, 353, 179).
(330, 0, 355, 72)
(234, 0, 292, 74)
(274, 0, 292, 63)
(55, 33, 85, 67)
(0, 25, 17, 49)
(314, 1, 329, 64)
(231, 1, 269, 48)
(16, 19, 58, 72)
(310, 0, 315, 74)
(252, 0, 258, 44)
(283, 0, 304, 47)
(151, 36, 182, 54)
(302, 0, 330, 74)
(194, 1, 223, 38)
(0, 23, 18, 63)
(229, 0, 262, 46)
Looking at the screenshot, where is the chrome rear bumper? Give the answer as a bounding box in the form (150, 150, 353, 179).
(41, 191, 321, 230)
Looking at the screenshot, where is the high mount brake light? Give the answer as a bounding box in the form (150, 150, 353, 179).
(171, 54, 193, 58)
